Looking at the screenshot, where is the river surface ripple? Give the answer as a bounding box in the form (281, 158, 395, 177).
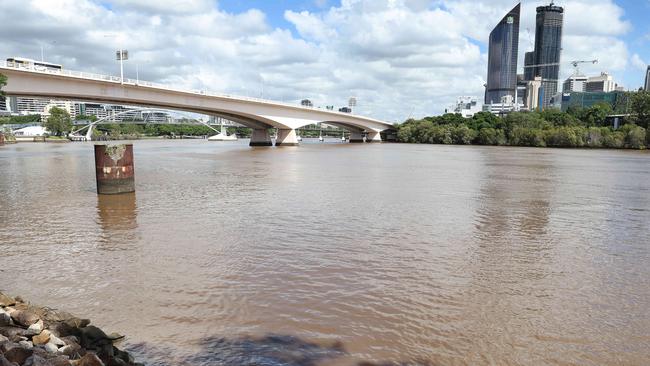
(1, 140, 649, 365)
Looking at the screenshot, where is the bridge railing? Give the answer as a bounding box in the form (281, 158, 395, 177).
(0, 60, 387, 125)
(0, 61, 305, 109)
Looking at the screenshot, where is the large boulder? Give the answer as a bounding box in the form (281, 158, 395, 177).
(22, 354, 50, 366)
(26, 320, 44, 336)
(57, 343, 81, 357)
(32, 330, 51, 345)
(4, 346, 33, 365)
(74, 353, 104, 366)
(10, 310, 40, 327)
(0, 326, 28, 339)
(0, 293, 15, 307)
(0, 309, 12, 326)
(0, 353, 19, 366)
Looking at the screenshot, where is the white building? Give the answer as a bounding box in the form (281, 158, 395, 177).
(482, 94, 524, 115)
(645, 66, 650, 91)
(585, 72, 618, 92)
(7, 97, 76, 118)
(12, 126, 49, 136)
(526, 76, 543, 111)
(451, 96, 481, 117)
(563, 74, 588, 92)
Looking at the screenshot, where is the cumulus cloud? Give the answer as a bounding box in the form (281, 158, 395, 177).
(631, 54, 648, 71)
(0, 0, 636, 121)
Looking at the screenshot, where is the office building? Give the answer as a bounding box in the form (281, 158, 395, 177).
(559, 91, 626, 112)
(532, 3, 564, 109)
(526, 76, 543, 111)
(585, 72, 617, 92)
(524, 52, 536, 81)
(563, 74, 588, 92)
(485, 3, 520, 105)
(482, 95, 519, 115)
(452, 96, 481, 118)
(644, 66, 650, 91)
(6, 97, 75, 118)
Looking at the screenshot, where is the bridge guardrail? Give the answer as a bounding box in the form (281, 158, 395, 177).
(0, 61, 387, 125)
(0, 62, 302, 107)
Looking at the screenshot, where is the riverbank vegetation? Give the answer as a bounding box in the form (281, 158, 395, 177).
(397, 91, 650, 150)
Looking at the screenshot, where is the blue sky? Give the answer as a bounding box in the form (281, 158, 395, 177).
(218, 0, 650, 90)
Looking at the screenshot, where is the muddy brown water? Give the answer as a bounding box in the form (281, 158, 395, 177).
(1, 139, 649, 365)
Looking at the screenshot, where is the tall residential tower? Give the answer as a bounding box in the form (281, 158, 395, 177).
(485, 3, 521, 105)
(532, 3, 564, 108)
(645, 66, 650, 91)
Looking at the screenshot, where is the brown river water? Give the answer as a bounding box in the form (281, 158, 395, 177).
(1, 139, 649, 366)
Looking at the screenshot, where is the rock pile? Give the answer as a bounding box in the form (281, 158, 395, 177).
(0, 292, 142, 366)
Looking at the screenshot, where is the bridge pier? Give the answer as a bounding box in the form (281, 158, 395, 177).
(250, 129, 273, 147)
(275, 129, 299, 146)
(349, 132, 364, 143)
(366, 131, 382, 143)
(94, 144, 135, 195)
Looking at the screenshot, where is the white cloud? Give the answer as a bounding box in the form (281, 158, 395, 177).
(631, 54, 648, 71)
(0, 0, 637, 121)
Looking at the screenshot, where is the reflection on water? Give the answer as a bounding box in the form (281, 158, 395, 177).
(129, 334, 346, 366)
(97, 193, 138, 249)
(1, 141, 650, 366)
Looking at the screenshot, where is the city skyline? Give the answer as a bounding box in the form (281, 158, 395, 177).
(0, 0, 649, 121)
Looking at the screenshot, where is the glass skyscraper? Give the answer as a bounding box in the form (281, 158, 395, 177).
(532, 3, 564, 108)
(524, 51, 536, 81)
(485, 3, 520, 105)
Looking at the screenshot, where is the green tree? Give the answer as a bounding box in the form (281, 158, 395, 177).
(476, 128, 506, 145)
(619, 124, 646, 149)
(75, 114, 98, 122)
(541, 109, 579, 127)
(630, 91, 650, 128)
(0, 73, 6, 97)
(44, 107, 73, 136)
(581, 102, 613, 127)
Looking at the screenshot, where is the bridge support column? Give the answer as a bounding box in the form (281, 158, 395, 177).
(94, 144, 135, 195)
(366, 131, 382, 143)
(349, 132, 364, 143)
(275, 129, 299, 146)
(250, 129, 273, 147)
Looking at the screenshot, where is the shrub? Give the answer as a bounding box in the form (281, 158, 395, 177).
(510, 127, 546, 147)
(476, 128, 506, 145)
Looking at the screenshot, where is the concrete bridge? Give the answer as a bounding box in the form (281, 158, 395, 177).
(0, 63, 394, 146)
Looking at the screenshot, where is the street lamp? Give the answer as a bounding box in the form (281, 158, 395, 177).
(116, 49, 128, 84)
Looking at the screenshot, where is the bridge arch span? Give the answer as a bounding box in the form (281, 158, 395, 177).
(1, 65, 394, 146)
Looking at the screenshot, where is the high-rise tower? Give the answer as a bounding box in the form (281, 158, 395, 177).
(485, 3, 521, 105)
(532, 3, 564, 108)
(645, 66, 650, 91)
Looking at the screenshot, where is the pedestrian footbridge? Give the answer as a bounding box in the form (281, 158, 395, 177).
(0, 63, 394, 146)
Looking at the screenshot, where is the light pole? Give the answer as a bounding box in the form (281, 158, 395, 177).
(116, 49, 128, 84)
(40, 41, 57, 62)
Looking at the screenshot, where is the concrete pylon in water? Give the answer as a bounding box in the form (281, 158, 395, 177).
(94, 144, 135, 195)
(250, 129, 273, 147)
(275, 129, 299, 146)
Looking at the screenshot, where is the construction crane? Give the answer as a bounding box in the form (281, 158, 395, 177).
(523, 60, 598, 71)
(570, 59, 598, 75)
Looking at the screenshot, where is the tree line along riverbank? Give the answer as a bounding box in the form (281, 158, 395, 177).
(396, 92, 650, 149)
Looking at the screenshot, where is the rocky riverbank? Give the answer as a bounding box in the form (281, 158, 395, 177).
(0, 292, 142, 366)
